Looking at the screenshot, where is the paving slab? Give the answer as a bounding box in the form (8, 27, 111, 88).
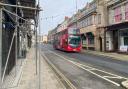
(11, 47, 66, 89)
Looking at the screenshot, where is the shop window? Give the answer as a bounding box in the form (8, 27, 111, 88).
(125, 3, 128, 20)
(114, 7, 122, 22)
(88, 37, 94, 44)
(124, 37, 128, 45)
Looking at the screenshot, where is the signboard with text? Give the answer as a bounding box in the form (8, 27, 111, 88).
(120, 46, 128, 52)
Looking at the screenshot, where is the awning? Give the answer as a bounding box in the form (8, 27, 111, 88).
(86, 32, 94, 37)
(107, 22, 128, 31)
(80, 26, 96, 36)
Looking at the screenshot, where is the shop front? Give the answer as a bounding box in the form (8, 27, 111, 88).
(119, 29, 128, 53)
(81, 34, 87, 49)
(81, 32, 95, 50)
(86, 32, 95, 50)
(106, 22, 128, 53)
(80, 26, 97, 50)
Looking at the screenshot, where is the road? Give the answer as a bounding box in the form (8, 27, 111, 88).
(40, 44, 128, 89)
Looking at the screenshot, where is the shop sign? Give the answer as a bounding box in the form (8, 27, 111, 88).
(120, 46, 128, 52)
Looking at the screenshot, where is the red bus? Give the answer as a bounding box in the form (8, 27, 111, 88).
(53, 27, 82, 52)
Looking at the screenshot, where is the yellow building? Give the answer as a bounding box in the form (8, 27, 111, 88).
(42, 35, 48, 43)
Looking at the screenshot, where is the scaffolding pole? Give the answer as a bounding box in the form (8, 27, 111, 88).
(38, 15, 41, 89)
(37, 0, 41, 88)
(3, 8, 33, 25)
(0, 2, 41, 10)
(2, 27, 16, 83)
(0, 8, 3, 88)
(1, 8, 36, 84)
(15, 0, 18, 77)
(0, 1, 40, 88)
(35, 25, 38, 75)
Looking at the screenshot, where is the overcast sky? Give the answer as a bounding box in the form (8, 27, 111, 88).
(39, 0, 92, 35)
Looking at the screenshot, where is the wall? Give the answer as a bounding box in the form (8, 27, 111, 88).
(106, 31, 113, 51)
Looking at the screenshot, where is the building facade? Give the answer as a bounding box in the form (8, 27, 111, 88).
(48, 0, 128, 54)
(42, 35, 48, 43)
(78, 0, 107, 51)
(48, 17, 69, 44)
(106, 0, 128, 53)
(48, 26, 58, 44)
(57, 16, 69, 32)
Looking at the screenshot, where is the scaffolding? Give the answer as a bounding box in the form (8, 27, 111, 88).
(0, 0, 41, 88)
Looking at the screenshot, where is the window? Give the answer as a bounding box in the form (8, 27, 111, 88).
(88, 37, 94, 44)
(98, 14, 101, 24)
(82, 20, 84, 28)
(85, 19, 87, 27)
(124, 37, 128, 45)
(114, 7, 122, 22)
(89, 16, 92, 25)
(94, 15, 96, 25)
(86, 18, 89, 26)
(125, 3, 128, 20)
(68, 28, 80, 34)
(88, 17, 90, 25)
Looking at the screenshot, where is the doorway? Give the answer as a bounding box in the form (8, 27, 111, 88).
(113, 30, 118, 51)
(99, 37, 102, 51)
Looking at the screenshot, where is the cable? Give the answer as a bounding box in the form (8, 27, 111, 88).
(41, 10, 75, 20)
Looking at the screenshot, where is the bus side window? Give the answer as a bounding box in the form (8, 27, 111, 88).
(65, 39, 68, 45)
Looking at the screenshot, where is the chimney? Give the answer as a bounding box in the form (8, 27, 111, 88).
(65, 16, 69, 20)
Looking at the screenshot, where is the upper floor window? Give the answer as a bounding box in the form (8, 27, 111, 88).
(84, 19, 87, 27)
(89, 16, 93, 25)
(125, 3, 128, 20)
(114, 7, 122, 22)
(98, 14, 101, 24)
(94, 15, 96, 25)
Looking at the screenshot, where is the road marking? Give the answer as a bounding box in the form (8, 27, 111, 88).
(75, 62, 127, 79)
(103, 76, 123, 79)
(42, 52, 77, 89)
(48, 50, 128, 87)
(69, 60, 121, 86)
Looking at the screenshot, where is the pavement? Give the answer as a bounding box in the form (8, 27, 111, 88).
(10, 47, 66, 89)
(82, 50, 128, 62)
(2, 56, 25, 89)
